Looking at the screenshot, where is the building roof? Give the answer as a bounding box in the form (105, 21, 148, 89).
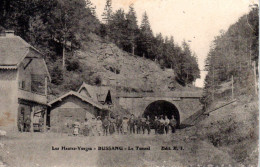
(96, 87, 110, 102)
(48, 91, 105, 109)
(0, 36, 30, 66)
(78, 82, 111, 102)
(0, 34, 51, 80)
(78, 82, 98, 102)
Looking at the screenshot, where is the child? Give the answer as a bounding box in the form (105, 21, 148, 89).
(73, 119, 80, 136)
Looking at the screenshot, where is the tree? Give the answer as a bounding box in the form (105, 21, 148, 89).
(137, 12, 154, 59)
(126, 4, 138, 55)
(102, 0, 113, 24)
(108, 9, 127, 48)
(203, 6, 259, 106)
(47, 0, 97, 71)
(174, 41, 200, 85)
(85, 0, 97, 17)
(153, 33, 164, 61)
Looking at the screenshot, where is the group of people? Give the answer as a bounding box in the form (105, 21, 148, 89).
(18, 115, 44, 132)
(18, 115, 32, 132)
(72, 114, 177, 136)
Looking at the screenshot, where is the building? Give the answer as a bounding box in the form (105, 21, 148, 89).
(78, 82, 112, 106)
(0, 30, 51, 131)
(47, 91, 110, 133)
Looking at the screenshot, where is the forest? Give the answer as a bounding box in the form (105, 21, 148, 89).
(202, 5, 259, 106)
(0, 0, 200, 87)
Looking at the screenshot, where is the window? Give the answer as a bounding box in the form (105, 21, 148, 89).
(19, 81, 25, 89)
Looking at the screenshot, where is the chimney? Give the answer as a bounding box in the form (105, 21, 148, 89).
(0, 30, 15, 37)
(5, 30, 15, 37)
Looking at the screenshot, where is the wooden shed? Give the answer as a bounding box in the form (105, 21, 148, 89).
(48, 91, 109, 133)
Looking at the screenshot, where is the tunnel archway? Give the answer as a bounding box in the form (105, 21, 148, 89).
(143, 100, 180, 126)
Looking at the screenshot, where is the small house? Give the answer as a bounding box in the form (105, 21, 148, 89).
(0, 30, 51, 131)
(78, 82, 113, 106)
(48, 91, 110, 133)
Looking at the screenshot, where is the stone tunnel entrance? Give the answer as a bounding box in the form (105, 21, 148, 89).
(143, 100, 180, 126)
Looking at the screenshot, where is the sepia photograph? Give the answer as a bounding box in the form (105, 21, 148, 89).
(0, 0, 259, 166)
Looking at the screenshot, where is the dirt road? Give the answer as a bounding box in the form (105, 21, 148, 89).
(0, 127, 240, 167)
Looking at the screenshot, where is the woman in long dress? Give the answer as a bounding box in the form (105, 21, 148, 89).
(109, 117, 116, 135)
(96, 116, 103, 136)
(89, 117, 96, 136)
(73, 119, 80, 136)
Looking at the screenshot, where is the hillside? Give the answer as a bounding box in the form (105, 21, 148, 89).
(194, 94, 258, 165)
(203, 7, 258, 106)
(49, 33, 200, 98)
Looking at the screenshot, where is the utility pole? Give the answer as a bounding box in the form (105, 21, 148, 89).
(212, 66, 215, 101)
(31, 106, 35, 133)
(253, 61, 258, 95)
(231, 75, 234, 100)
(44, 77, 48, 132)
(62, 44, 65, 72)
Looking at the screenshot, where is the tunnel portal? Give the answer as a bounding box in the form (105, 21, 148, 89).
(143, 100, 180, 126)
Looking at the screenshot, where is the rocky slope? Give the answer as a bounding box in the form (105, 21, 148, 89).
(76, 33, 198, 93)
(49, 33, 202, 98)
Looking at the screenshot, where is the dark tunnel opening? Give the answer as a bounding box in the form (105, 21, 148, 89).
(143, 100, 180, 127)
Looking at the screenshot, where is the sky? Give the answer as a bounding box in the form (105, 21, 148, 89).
(90, 0, 257, 87)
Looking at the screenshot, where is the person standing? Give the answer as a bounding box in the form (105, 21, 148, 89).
(164, 115, 170, 135)
(39, 115, 44, 132)
(136, 116, 142, 134)
(24, 115, 31, 132)
(96, 116, 103, 136)
(83, 118, 90, 136)
(102, 116, 110, 136)
(159, 115, 165, 134)
(128, 114, 135, 134)
(18, 116, 24, 132)
(115, 115, 123, 134)
(73, 119, 80, 136)
(89, 117, 96, 136)
(141, 117, 146, 134)
(153, 116, 159, 135)
(122, 117, 128, 135)
(169, 115, 177, 133)
(109, 116, 116, 135)
(145, 116, 151, 135)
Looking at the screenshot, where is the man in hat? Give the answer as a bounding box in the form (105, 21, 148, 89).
(141, 116, 147, 134)
(83, 118, 90, 136)
(145, 116, 151, 135)
(115, 115, 123, 134)
(109, 116, 116, 135)
(153, 116, 159, 135)
(136, 116, 142, 134)
(158, 115, 165, 134)
(164, 115, 170, 135)
(169, 115, 177, 133)
(128, 114, 135, 134)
